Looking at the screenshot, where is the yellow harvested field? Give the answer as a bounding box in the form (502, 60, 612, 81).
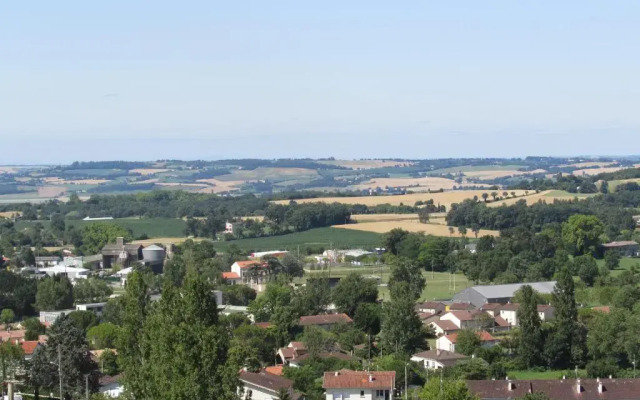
(156, 182, 208, 189)
(0, 167, 18, 174)
(351, 214, 420, 222)
(130, 168, 170, 175)
(352, 177, 464, 191)
(572, 166, 626, 176)
(609, 178, 640, 191)
(319, 160, 415, 169)
(0, 211, 21, 218)
(43, 177, 111, 185)
(463, 169, 547, 180)
(14, 177, 32, 183)
(241, 215, 265, 222)
(274, 190, 530, 210)
(133, 178, 159, 184)
(334, 220, 499, 237)
(487, 190, 594, 207)
(196, 179, 244, 193)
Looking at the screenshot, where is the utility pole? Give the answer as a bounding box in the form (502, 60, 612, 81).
(404, 364, 408, 400)
(85, 374, 89, 400)
(58, 344, 63, 400)
(633, 356, 637, 378)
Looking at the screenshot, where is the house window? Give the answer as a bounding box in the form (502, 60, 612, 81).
(376, 389, 385, 397)
(361, 390, 365, 397)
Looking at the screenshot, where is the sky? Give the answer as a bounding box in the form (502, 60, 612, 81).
(1, 1, 640, 164)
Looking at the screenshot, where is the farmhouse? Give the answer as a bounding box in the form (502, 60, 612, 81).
(453, 281, 557, 307)
(430, 320, 460, 336)
(323, 370, 395, 400)
(415, 301, 446, 315)
(239, 370, 302, 400)
(602, 241, 640, 257)
(222, 271, 241, 285)
(101, 237, 143, 269)
(467, 378, 640, 400)
(499, 304, 555, 327)
(440, 311, 479, 330)
(410, 349, 468, 369)
(436, 331, 498, 353)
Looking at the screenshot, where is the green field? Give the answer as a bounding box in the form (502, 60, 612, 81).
(16, 218, 187, 238)
(428, 164, 526, 175)
(303, 264, 471, 301)
(543, 190, 596, 199)
(213, 227, 382, 252)
(507, 369, 587, 380)
(596, 257, 640, 277)
(608, 178, 640, 192)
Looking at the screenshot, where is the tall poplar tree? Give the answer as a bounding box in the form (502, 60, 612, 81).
(517, 285, 543, 367)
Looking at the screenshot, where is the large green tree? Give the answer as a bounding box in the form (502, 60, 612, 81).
(455, 329, 482, 356)
(380, 283, 427, 354)
(81, 223, 133, 255)
(332, 273, 378, 317)
(35, 275, 74, 311)
(561, 214, 604, 255)
(420, 378, 478, 400)
(388, 258, 426, 301)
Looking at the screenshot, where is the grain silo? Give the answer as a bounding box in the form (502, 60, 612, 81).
(142, 244, 166, 273)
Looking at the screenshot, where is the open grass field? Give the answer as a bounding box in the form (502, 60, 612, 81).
(319, 160, 415, 169)
(507, 369, 587, 380)
(129, 168, 171, 175)
(273, 190, 531, 209)
(213, 227, 382, 252)
(16, 217, 187, 238)
(303, 265, 471, 301)
(333, 219, 499, 237)
(427, 164, 527, 175)
(196, 179, 245, 193)
(216, 167, 320, 182)
(609, 178, 640, 191)
(463, 168, 547, 180)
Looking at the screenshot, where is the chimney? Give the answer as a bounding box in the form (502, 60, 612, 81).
(598, 381, 605, 393)
(436, 349, 441, 356)
(576, 379, 583, 393)
(334, 372, 340, 377)
(368, 374, 374, 382)
(507, 380, 515, 391)
(116, 237, 124, 246)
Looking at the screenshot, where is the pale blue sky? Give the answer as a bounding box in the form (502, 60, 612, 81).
(1, 1, 639, 163)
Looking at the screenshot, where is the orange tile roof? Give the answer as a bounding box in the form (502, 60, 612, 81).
(299, 313, 353, 326)
(21, 341, 39, 355)
(445, 331, 497, 344)
(255, 322, 273, 329)
(265, 365, 284, 376)
(222, 272, 240, 279)
(323, 370, 395, 390)
(234, 261, 262, 269)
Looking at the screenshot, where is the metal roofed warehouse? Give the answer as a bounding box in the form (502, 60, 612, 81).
(453, 281, 556, 307)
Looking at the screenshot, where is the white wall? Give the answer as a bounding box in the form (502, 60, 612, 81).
(436, 337, 455, 352)
(325, 388, 392, 400)
(500, 310, 518, 326)
(240, 382, 278, 400)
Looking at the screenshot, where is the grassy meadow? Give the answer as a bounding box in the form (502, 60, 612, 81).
(16, 218, 187, 238)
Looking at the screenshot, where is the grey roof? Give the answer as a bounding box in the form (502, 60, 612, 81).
(464, 281, 556, 299)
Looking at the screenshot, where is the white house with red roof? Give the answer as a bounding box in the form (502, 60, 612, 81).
(429, 320, 459, 336)
(440, 311, 478, 329)
(323, 370, 395, 400)
(499, 304, 555, 327)
(230, 260, 269, 291)
(436, 331, 498, 353)
(221, 271, 241, 285)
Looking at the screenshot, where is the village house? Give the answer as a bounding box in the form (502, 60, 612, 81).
(277, 341, 308, 365)
(467, 378, 640, 400)
(429, 320, 459, 336)
(499, 304, 555, 327)
(299, 313, 353, 330)
(415, 301, 446, 315)
(479, 303, 503, 317)
(35, 256, 61, 267)
(447, 302, 475, 311)
(436, 331, 498, 353)
(221, 271, 242, 285)
(99, 374, 124, 398)
(323, 370, 395, 400)
(101, 237, 143, 269)
(239, 369, 302, 400)
(410, 349, 468, 369)
(20, 341, 40, 361)
(439, 311, 481, 330)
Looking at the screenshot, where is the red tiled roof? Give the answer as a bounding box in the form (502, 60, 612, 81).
(500, 303, 520, 311)
(417, 301, 445, 310)
(431, 320, 459, 332)
(279, 347, 296, 360)
(446, 310, 474, 321)
(480, 303, 502, 311)
(592, 306, 611, 314)
(21, 341, 39, 355)
(0, 330, 25, 341)
(240, 370, 296, 394)
(467, 378, 640, 400)
(449, 302, 473, 310)
(222, 272, 240, 279)
(289, 342, 306, 351)
(299, 313, 353, 326)
(445, 331, 496, 344)
(234, 261, 262, 269)
(323, 370, 395, 390)
(537, 305, 553, 312)
(494, 316, 510, 327)
(265, 365, 284, 376)
(255, 322, 273, 329)
(412, 349, 468, 366)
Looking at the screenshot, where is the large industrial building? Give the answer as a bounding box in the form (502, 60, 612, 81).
(452, 281, 556, 308)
